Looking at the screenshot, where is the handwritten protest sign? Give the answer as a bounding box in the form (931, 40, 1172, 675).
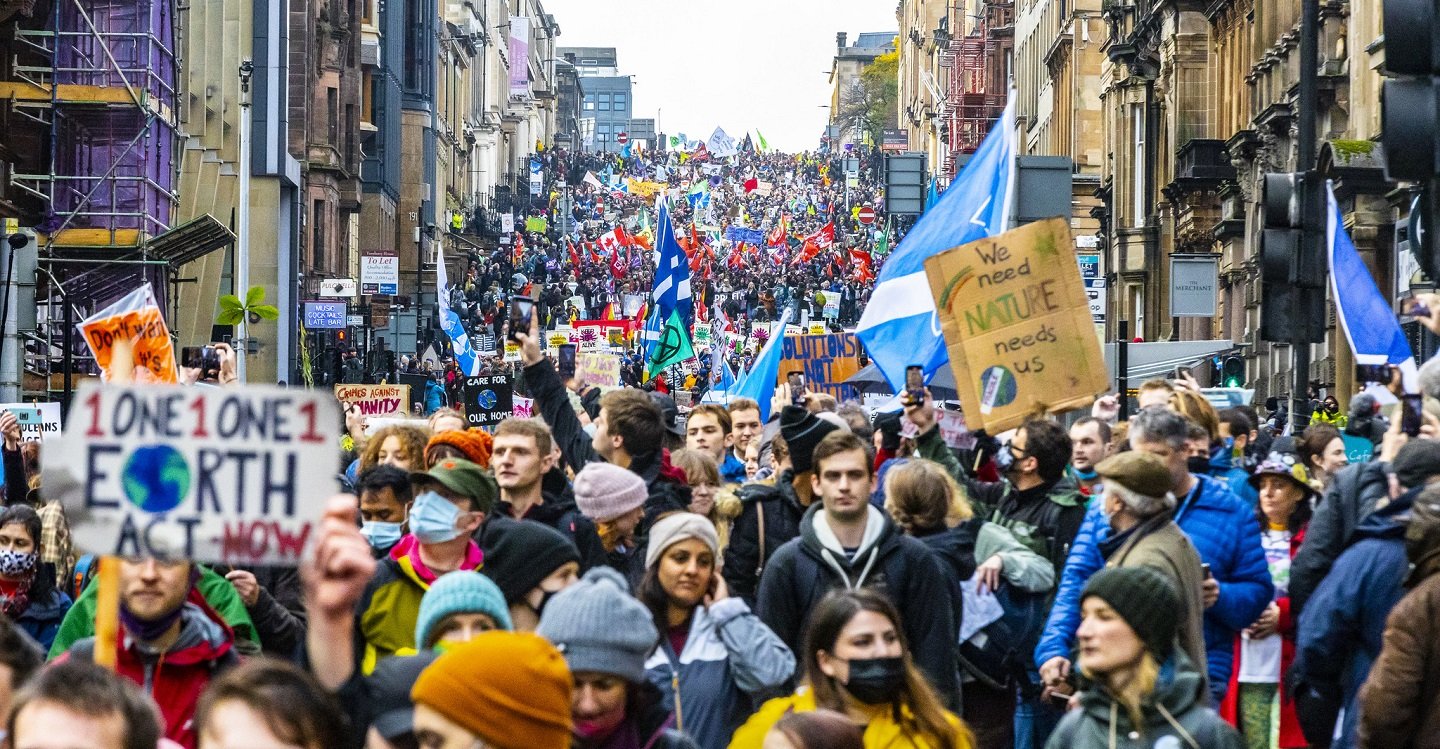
(43, 383, 339, 564)
(463, 375, 514, 427)
(0, 403, 62, 442)
(777, 333, 863, 399)
(334, 384, 411, 418)
(693, 322, 712, 349)
(512, 396, 535, 419)
(78, 284, 179, 383)
(576, 353, 621, 388)
(807, 322, 827, 335)
(924, 217, 1107, 433)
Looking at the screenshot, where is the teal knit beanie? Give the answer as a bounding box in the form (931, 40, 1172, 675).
(415, 571, 513, 649)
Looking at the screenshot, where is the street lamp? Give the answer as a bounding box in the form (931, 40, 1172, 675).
(236, 58, 253, 382)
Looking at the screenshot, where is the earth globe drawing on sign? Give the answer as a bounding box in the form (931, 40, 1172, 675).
(475, 389, 498, 409)
(978, 365, 1019, 409)
(121, 445, 191, 513)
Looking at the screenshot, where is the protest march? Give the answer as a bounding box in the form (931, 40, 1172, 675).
(2, 5, 1439, 749)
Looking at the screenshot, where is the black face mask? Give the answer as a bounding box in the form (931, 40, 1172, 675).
(842, 657, 906, 705)
(1187, 455, 1211, 475)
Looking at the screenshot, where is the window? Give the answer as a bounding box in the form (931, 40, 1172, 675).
(597, 93, 611, 111)
(583, 95, 595, 110)
(1131, 104, 1145, 228)
(327, 87, 339, 145)
(312, 200, 326, 269)
(361, 71, 374, 124)
(612, 93, 627, 111)
(1130, 285, 1145, 337)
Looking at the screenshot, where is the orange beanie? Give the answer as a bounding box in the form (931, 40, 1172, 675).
(410, 632, 573, 749)
(428, 428, 494, 467)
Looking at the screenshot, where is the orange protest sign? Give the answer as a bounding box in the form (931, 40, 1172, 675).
(78, 284, 178, 383)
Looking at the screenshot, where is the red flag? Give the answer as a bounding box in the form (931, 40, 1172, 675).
(691, 143, 711, 162)
(610, 250, 627, 279)
(743, 177, 758, 193)
(568, 240, 581, 269)
(587, 242, 602, 265)
(804, 221, 836, 250)
(766, 215, 788, 247)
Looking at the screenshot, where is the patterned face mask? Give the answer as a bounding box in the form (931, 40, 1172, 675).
(0, 548, 36, 577)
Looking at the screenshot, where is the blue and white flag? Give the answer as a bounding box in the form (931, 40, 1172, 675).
(855, 96, 1016, 391)
(1328, 181, 1418, 386)
(436, 247, 481, 376)
(651, 197, 693, 323)
(708, 127, 739, 158)
(729, 309, 792, 421)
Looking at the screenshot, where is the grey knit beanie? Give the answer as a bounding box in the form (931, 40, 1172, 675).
(535, 566, 657, 682)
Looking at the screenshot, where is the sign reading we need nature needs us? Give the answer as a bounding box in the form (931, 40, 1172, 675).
(43, 384, 339, 565)
(924, 217, 1107, 433)
(334, 384, 411, 418)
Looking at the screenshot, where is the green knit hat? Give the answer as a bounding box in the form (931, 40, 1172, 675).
(1081, 566, 1180, 659)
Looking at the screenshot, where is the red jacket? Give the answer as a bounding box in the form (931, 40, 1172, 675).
(1220, 523, 1306, 748)
(62, 591, 238, 749)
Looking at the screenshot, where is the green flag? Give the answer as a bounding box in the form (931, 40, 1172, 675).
(874, 219, 892, 256)
(756, 130, 770, 153)
(645, 311, 695, 381)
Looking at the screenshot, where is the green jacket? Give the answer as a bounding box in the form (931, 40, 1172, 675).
(48, 565, 257, 658)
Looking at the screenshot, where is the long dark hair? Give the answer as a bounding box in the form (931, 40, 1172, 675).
(0, 505, 56, 601)
(802, 589, 965, 749)
(1253, 477, 1314, 534)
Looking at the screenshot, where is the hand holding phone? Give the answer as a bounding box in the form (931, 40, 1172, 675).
(903, 365, 924, 406)
(787, 372, 806, 405)
(1403, 393, 1424, 437)
(507, 296, 535, 342)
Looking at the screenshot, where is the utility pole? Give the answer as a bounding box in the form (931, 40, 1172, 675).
(1290, 0, 1319, 432)
(237, 58, 254, 383)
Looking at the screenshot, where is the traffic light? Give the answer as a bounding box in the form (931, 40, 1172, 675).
(1258, 172, 1326, 345)
(1220, 355, 1245, 388)
(1383, 0, 1440, 277)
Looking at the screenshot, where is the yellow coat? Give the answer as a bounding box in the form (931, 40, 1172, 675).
(728, 686, 971, 749)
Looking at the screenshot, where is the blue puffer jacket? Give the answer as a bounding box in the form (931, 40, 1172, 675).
(1034, 474, 1273, 702)
(1207, 445, 1257, 506)
(16, 588, 73, 653)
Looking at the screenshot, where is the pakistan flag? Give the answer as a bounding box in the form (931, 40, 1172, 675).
(644, 311, 695, 382)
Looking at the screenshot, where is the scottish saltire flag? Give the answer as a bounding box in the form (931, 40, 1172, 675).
(729, 309, 793, 421)
(651, 198, 693, 323)
(1328, 181, 1418, 387)
(435, 247, 481, 376)
(855, 96, 1016, 390)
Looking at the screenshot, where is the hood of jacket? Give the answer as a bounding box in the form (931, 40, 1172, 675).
(798, 502, 900, 589)
(124, 601, 234, 667)
(1353, 484, 1421, 542)
(914, 520, 980, 582)
(1074, 647, 1209, 732)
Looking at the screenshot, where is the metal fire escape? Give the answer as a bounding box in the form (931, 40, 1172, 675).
(942, 3, 1007, 179)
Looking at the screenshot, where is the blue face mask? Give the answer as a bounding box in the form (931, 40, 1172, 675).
(360, 521, 404, 550)
(409, 491, 465, 544)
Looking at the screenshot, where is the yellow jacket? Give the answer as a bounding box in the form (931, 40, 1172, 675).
(728, 686, 971, 749)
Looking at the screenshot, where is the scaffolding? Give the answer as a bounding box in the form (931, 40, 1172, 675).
(5, 0, 177, 248)
(942, 8, 1006, 179)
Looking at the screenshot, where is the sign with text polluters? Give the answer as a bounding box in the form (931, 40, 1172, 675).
(777, 333, 863, 399)
(43, 384, 339, 565)
(924, 217, 1107, 433)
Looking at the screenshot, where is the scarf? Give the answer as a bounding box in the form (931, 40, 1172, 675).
(0, 576, 31, 620)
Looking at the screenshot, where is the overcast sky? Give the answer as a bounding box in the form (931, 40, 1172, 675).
(541, 0, 898, 153)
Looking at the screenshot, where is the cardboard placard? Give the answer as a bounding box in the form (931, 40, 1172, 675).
(43, 383, 339, 564)
(692, 322, 713, 349)
(923, 217, 1107, 433)
(777, 333, 863, 399)
(0, 402, 62, 442)
(462, 375, 514, 427)
(78, 285, 179, 383)
(334, 384, 411, 418)
(576, 353, 621, 388)
(504, 342, 522, 363)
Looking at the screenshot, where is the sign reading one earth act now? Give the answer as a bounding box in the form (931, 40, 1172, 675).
(43, 383, 339, 565)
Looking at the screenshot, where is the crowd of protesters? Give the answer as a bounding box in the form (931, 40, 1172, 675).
(8, 149, 1440, 749)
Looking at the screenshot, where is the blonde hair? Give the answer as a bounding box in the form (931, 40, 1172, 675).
(1083, 650, 1160, 732)
(1168, 389, 1220, 442)
(884, 460, 974, 534)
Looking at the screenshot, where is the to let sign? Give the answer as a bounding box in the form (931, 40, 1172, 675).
(43, 384, 339, 565)
(361, 254, 400, 295)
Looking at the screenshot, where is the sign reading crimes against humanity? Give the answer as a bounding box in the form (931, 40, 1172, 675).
(924, 217, 1108, 434)
(776, 333, 863, 399)
(42, 383, 339, 565)
(334, 384, 411, 418)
